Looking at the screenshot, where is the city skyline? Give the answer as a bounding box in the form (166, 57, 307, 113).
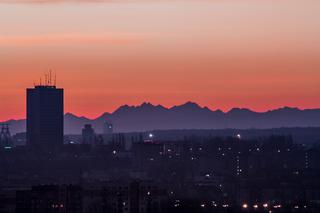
(1, 1, 320, 212)
(1, 0, 320, 121)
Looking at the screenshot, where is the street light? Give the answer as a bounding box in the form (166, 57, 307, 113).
(242, 203, 248, 209)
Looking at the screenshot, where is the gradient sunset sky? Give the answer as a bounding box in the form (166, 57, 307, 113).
(0, 0, 320, 121)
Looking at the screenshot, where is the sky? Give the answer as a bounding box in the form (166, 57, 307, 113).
(0, 0, 320, 121)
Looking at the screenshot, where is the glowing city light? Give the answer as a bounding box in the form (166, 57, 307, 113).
(273, 204, 282, 209)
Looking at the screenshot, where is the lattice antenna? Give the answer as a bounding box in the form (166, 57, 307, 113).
(49, 70, 52, 86)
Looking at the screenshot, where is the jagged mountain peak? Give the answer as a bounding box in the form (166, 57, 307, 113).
(140, 102, 154, 107)
(65, 112, 79, 118)
(270, 106, 301, 112)
(171, 101, 204, 110)
(227, 108, 254, 114)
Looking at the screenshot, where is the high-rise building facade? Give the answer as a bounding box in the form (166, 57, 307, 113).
(103, 122, 113, 135)
(27, 85, 64, 150)
(82, 124, 95, 145)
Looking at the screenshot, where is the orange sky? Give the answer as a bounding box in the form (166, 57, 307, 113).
(0, 0, 320, 121)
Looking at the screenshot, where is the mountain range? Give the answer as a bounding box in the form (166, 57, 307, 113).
(3, 102, 320, 135)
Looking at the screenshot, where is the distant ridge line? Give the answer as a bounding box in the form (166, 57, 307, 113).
(3, 102, 320, 135)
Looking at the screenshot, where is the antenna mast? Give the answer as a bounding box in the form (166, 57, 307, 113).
(49, 70, 52, 86)
(35, 71, 57, 87)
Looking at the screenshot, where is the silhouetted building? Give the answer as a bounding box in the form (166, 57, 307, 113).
(0, 187, 16, 213)
(82, 124, 95, 145)
(111, 133, 126, 151)
(16, 185, 82, 213)
(103, 122, 113, 135)
(27, 85, 64, 150)
(132, 142, 164, 168)
(0, 124, 12, 148)
(12, 132, 27, 146)
(102, 180, 167, 213)
(102, 122, 114, 145)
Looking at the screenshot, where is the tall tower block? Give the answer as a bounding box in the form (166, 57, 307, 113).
(27, 76, 64, 150)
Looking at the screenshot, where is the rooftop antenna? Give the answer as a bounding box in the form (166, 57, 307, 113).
(49, 70, 52, 86)
(47, 71, 50, 85)
(54, 74, 57, 86)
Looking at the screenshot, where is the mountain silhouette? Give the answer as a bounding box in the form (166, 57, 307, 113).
(3, 102, 320, 134)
